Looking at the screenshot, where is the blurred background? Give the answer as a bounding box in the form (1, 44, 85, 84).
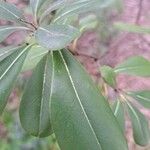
(0, 0, 150, 149)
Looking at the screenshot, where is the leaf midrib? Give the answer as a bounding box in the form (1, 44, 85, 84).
(38, 54, 49, 136)
(0, 4, 20, 19)
(0, 26, 30, 32)
(0, 45, 30, 81)
(54, 1, 92, 22)
(126, 101, 145, 139)
(136, 95, 150, 102)
(39, 27, 71, 38)
(59, 50, 102, 150)
(115, 65, 150, 73)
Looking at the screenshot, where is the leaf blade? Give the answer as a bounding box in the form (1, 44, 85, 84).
(30, 0, 47, 18)
(114, 22, 150, 34)
(128, 91, 150, 108)
(0, 44, 31, 114)
(54, 0, 115, 23)
(20, 53, 53, 137)
(112, 100, 125, 133)
(22, 45, 48, 72)
(114, 56, 150, 77)
(35, 24, 80, 50)
(126, 102, 150, 146)
(100, 65, 116, 88)
(50, 49, 128, 150)
(0, 26, 30, 43)
(0, 1, 24, 22)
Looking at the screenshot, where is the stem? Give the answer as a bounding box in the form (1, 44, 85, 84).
(19, 19, 38, 30)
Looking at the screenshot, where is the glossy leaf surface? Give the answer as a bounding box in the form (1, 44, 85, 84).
(20, 53, 52, 137)
(50, 49, 128, 150)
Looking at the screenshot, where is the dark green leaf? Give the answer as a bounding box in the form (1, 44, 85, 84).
(115, 56, 150, 77)
(128, 91, 150, 108)
(0, 44, 31, 114)
(0, 26, 30, 43)
(112, 100, 125, 133)
(0, 1, 24, 22)
(20, 53, 53, 137)
(50, 49, 128, 150)
(126, 102, 150, 146)
(100, 65, 116, 88)
(35, 24, 80, 50)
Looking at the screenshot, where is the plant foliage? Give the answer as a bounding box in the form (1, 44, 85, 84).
(0, 0, 149, 149)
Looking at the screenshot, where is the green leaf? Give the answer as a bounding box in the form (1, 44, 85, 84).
(0, 46, 21, 62)
(112, 100, 125, 133)
(30, 0, 47, 18)
(20, 53, 53, 137)
(128, 91, 150, 108)
(114, 22, 150, 34)
(50, 49, 128, 150)
(54, 0, 115, 23)
(40, 0, 66, 23)
(22, 45, 48, 72)
(126, 102, 150, 146)
(0, 1, 24, 22)
(0, 44, 31, 114)
(0, 26, 30, 43)
(35, 24, 80, 50)
(100, 65, 116, 88)
(114, 56, 150, 77)
(79, 14, 98, 31)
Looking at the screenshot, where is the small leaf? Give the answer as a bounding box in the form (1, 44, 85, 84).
(126, 102, 150, 146)
(50, 49, 128, 150)
(22, 45, 48, 72)
(100, 65, 116, 88)
(115, 56, 150, 77)
(0, 44, 31, 114)
(128, 91, 150, 108)
(35, 24, 80, 50)
(0, 1, 24, 22)
(30, 0, 47, 18)
(114, 22, 150, 34)
(0, 26, 30, 43)
(112, 100, 125, 133)
(20, 53, 53, 137)
(54, 0, 115, 23)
